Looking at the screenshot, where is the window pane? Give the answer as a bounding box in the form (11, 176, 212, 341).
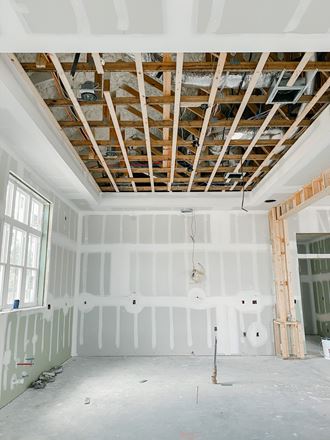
(5, 181, 14, 217)
(0, 264, 4, 304)
(8, 267, 22, 305)
(27, 234, 40, 268)
(10, 227, 26, 266)
(14, 188, 30, 224)
(0, 223, 10, 263)
(30, 199, 44, 231)
(25, 269, 38, 303)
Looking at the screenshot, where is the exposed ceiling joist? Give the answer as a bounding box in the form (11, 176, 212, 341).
(45, 94, 330, 108)
(230, 52, 315, 190)
(169, 53, 184, 190)
(187, 53, 227, 192)
(134, 53, 155, 191)
(205, 52, 270, 191)
(245, 76, 330, 189)
(48, 53, 119, 192)
(20, 60, 330, 73)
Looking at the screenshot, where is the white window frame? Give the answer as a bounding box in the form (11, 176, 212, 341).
(0, 173, 51, 311)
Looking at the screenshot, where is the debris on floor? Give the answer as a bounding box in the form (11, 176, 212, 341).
(30, 365, 63, 390)
(84, 397, 90, 405)
(139, 379, 148, 383)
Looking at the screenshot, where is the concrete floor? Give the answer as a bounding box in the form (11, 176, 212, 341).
(1, 356, 330, 440)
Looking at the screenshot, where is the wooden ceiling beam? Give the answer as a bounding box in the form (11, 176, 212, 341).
(71, 138, 295, 147)
(169, 53, 184, 190)
(91, 165, 269, 174)
(59, 118, 310, 129)
(163, 53, 172, 175)
(101, 186, 253, 192)
(187, 53, 227, 192)
(21, 60, 330, 73)
(80, 153, 280, 162)
(104, 93, 137, 192)
(45, 94, 330, 107)
(134, 53, 154, 191)
(244, 76, 330, 189)
(92, 53, 137, 192)
(48, 53, 119, 192)
(230, 52, 314, 191)
(97, 176, 253, 184)
(205, 52, 270, 191)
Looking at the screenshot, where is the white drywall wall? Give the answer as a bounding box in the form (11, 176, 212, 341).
(75, 210, 275, 356)
(0, 141, 79, 408)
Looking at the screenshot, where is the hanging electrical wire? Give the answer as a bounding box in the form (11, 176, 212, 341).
(189, 210, 205, 283)
(240, 156, 248, 213)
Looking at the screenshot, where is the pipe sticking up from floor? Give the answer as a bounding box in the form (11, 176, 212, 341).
(211, 326, 218, 384)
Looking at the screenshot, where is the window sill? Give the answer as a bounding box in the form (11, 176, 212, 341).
(0, 305, 46, 315)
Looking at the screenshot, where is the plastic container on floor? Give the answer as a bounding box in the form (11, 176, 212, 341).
(321, 338, 330, 360)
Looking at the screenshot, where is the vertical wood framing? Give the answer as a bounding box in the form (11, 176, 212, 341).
(134, 53, 155, 191)
(269, 208, 304, 359)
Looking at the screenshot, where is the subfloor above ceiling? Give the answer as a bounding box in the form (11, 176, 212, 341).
(16, 52, 330, 193)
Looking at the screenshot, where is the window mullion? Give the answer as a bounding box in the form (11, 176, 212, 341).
(20, 194, 33, 307)
(3, 183, 17, 308)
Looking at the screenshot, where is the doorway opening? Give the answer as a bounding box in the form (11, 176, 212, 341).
(297, 233, 330, 356)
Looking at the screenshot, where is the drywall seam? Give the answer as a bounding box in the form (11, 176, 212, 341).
(80, 243, 270, 252)
(79, 210, 269, 216)
(71, 211, 83, 356)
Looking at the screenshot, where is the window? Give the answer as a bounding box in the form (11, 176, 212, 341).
(0, 174, 51, 310)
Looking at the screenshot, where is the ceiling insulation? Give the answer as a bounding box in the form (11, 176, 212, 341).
(15, 52, 330, 193)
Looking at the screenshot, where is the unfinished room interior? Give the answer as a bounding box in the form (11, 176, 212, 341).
(0, 1, 330, 439)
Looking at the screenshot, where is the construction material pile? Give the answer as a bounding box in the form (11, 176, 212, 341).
(30, 366, 63, 389)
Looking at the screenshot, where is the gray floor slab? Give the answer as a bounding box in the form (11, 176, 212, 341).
(1, 355, 330, 440)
